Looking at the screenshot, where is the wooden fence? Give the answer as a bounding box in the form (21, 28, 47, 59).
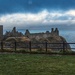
(0, 41, 75, 54)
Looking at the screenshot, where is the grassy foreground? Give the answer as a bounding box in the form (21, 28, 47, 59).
(0, 54, 75, 75)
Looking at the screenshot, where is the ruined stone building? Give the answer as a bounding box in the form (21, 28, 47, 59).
(0, 25, 59, 40)
(25, 28, 59, 40)
(4, 27, 23, 39)
(4, 26, 59, 40)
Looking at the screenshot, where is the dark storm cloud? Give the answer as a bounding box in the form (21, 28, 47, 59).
(0, 0, 75, 14)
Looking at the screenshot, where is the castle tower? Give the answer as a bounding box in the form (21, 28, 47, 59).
(12, 27, 16, 33)
(55, 28, 59, 36)
(0, 25, 3, 41)
(25, 29, 30, 37)
(51, 28, 54, 32)
(51, 28, 54, 35)
(12, 27, 16, 37)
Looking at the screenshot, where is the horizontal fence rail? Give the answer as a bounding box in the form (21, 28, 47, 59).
(0, 41, 75, 55)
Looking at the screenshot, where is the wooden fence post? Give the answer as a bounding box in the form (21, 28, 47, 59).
(1, 41, 3, 51)
(14, 41, 16, 52)
(29, 41, 31, 52)
(46, 42, 47, 53)
(63, 42, 65, 53)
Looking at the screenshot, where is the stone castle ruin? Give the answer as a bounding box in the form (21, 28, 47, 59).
(4, 26, 59, 40)
(25, 28, 59, 40)
(4, 27, 23, 38)
(0, 25, 71, 51)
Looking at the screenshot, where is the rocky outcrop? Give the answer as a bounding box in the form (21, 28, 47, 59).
(30, 35, 71, 52)
(4, 35, 71, 52)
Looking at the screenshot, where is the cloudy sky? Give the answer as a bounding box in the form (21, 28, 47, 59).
(1, 0, 75, 49)
(0, 0, 75, 31)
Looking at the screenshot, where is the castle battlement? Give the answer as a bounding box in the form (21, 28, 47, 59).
(51, 28, 59, 36)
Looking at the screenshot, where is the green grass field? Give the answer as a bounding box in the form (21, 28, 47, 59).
(0, 54, 75, 75)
